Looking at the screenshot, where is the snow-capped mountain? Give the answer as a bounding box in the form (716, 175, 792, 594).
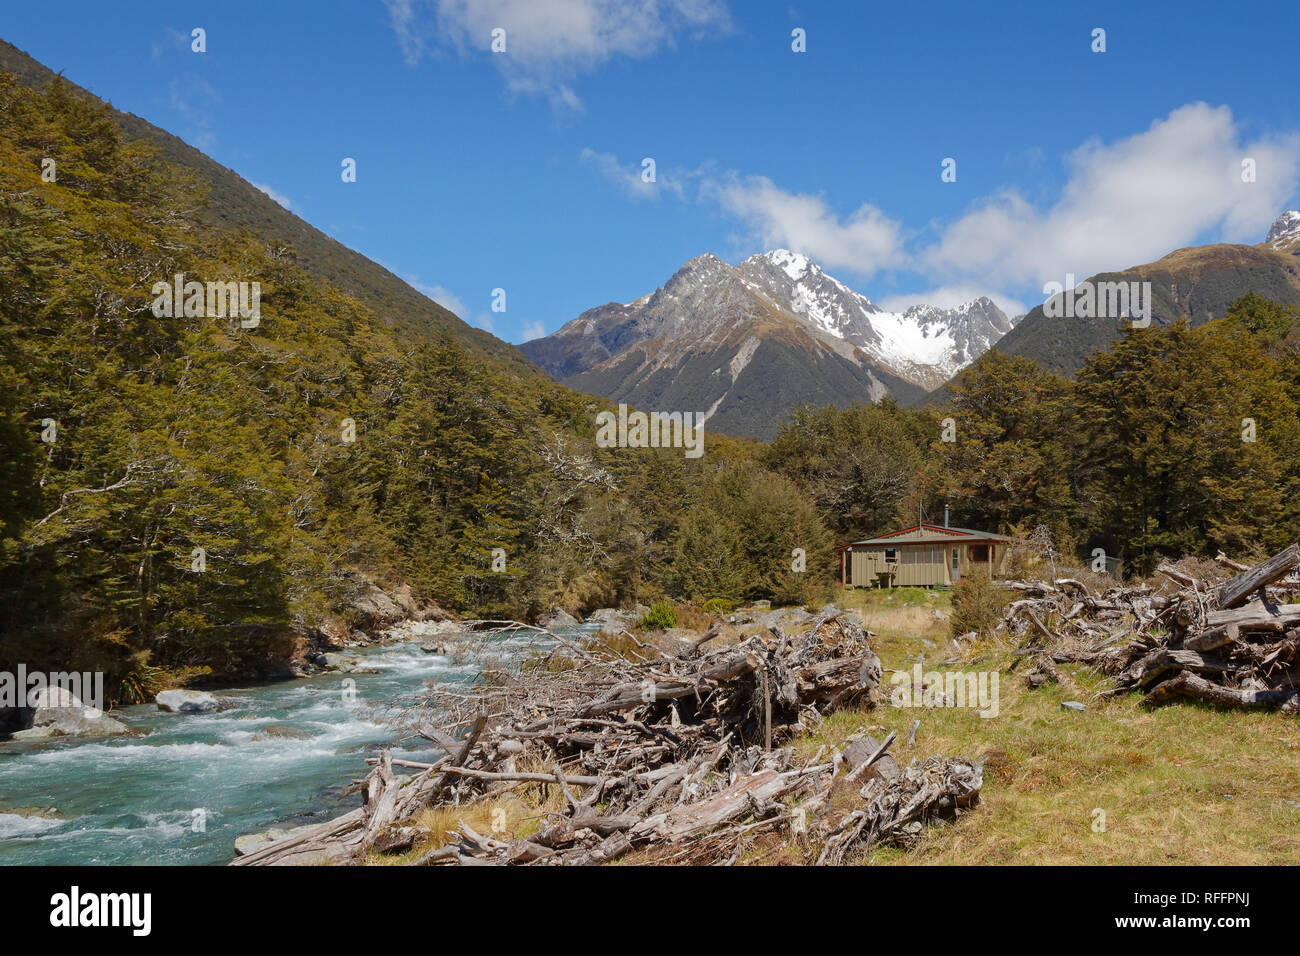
(518, 251, 1012, 439)
(1267, 209, 1300, 251)
(737, 250, 1012, 388)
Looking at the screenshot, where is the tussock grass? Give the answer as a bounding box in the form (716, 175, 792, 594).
(795, 589, 1300, 865)
(361, 759, 571, 865)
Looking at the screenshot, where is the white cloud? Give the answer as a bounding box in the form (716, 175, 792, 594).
(702, 173, 908, 278)
(520, 320, 546, 341)
(151, 27, 191, 61)
(412, 280, 468, 317)
(924, 103, 1300, 289)
(580, 148, 684, 200)
(382, 0, 427, 65)
(251, 183, 292, 211)
(385, 0, 730, 109)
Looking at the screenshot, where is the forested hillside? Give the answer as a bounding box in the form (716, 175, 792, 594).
(0, 38, 534, 376)
(0, 74, 830, 700)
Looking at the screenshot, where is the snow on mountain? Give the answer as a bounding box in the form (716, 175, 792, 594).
(1266, 209, 1300, 249)
(521, 249, 1014, 423)
(737, 250, 1010, 388)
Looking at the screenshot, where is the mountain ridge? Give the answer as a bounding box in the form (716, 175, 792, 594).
(521, 249, 1009, 438)
(987, 216, 1300, 380)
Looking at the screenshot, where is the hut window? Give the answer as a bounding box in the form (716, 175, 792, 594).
(951, 548, 959, 570)
(884, 548, 898, 564)
(971, 544, 990, 562)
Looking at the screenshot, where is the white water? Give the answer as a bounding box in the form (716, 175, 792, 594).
(0, 628, 586, 865)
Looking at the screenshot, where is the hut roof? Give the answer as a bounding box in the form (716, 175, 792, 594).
(836, 524, 1014, 549)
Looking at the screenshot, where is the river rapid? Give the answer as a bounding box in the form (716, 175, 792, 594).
(0, 626, 589, 865)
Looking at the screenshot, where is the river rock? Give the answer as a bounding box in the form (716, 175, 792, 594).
(28, 686, 91, 722)
(420, 641, 450, 655)
(384, 618, 461, 643)
(11, 712, 129, 740)
(598, 619, 631, 639)
(351, 579, 405, 627)
(4, 805, 66, 819)
(320, 653, 376, 675)
(585, 608, 630, 624)
(9, 687, 130, 740)
(322, 653, 360, 673)
(156, 689, 225, 714)
(252, 724, 311, 741)
(538, 608, 581, 630)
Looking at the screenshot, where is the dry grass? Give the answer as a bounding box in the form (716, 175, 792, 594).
(361, 759, 571, 865)
(790, 588, 1300, 865)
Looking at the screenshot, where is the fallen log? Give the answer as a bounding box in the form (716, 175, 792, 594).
(1142, 671, 1300, 711)
(1205, 602, 1300, 632)
(1216, 543, 1300, 609)
(630, 768, 819, 843)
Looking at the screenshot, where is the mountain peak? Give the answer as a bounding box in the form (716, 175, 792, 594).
(1266, 210, 1300, 247)
(751, 248, 819, 280)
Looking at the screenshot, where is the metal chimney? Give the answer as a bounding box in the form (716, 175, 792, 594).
(944, 504, 949, 528)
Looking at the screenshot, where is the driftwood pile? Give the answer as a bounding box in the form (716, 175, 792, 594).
(234, 613, 983, 866)
(1002, 543, 1300, 712)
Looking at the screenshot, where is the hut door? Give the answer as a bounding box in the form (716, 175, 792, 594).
(951, 547, 961, 582)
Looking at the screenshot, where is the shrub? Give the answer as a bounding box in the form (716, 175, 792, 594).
(950, 569, 1009, 639)
(702, 597, 733, 615)
(640, 601, 678, 630)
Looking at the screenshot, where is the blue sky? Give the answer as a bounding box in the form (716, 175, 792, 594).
(5, 0, 1299, 341)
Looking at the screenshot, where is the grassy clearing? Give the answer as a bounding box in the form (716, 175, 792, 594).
(797, 586, 1300, 865)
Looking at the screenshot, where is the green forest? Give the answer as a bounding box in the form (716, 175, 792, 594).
(4, 75, 1300, 701)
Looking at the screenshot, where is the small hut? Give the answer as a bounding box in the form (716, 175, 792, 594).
(837, 522, 1012, 588)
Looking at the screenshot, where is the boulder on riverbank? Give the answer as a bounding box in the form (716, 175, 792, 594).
(537, 608, 581, 630)
(291, 575, 455, 667)
(586, 608, 639, 637)
(320, 653, 377, 675)
(344, 574, 451, 634)
(383, 618, 462, 644)
(9, 687, 130, 741)
(156, 689, 228, 714)
(252, 724, 312, 741)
